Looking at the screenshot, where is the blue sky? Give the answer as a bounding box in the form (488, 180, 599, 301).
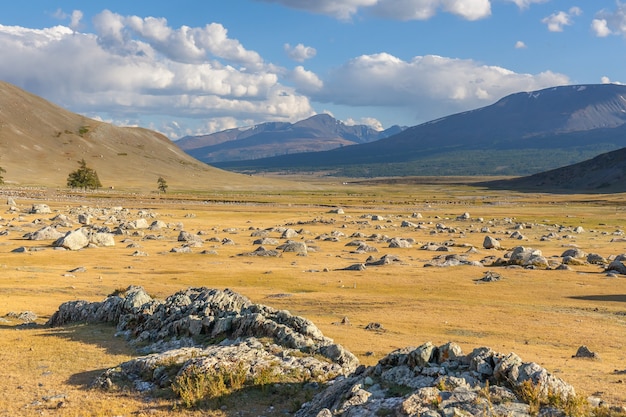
(1, 1, 625, 139)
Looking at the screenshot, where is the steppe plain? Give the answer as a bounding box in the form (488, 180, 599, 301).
(0, 178, 625, 416)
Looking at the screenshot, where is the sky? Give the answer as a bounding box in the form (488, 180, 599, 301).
(1, 1, 625, 140)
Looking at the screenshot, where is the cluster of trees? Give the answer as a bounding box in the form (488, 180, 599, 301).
(1, 159, 168, 192)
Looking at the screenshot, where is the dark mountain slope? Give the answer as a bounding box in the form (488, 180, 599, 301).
(479, 146, 626, 193)
(215, 84, 626, 176)
(177, 114, 405, 163)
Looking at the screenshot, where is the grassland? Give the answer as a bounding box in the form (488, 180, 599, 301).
(1, 180, 625, 416)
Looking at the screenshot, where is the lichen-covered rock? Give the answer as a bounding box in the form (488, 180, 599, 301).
(296, 341, 576, 417)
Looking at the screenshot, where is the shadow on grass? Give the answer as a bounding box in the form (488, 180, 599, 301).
(35, 322, 134, 357)
(568, 294, 626, 303)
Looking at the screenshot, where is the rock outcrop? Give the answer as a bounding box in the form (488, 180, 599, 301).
(47, 286, 358, 371)
(46, 287, 583, 416)
(297, 341, 577, 417)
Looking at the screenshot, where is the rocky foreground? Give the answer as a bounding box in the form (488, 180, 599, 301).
(46, 286, 608, 416)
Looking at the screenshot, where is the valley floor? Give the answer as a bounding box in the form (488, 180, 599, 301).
(0, 182, 625, 416)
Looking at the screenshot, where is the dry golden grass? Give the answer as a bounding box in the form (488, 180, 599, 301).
(1, 181, 626, 416)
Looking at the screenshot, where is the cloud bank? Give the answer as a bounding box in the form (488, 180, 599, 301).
(0, 8, 570, 137)
(302, 53, 569, 118)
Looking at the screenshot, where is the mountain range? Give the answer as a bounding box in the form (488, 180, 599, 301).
(3, 79, 626, 193)
(176, 114, 406, 163)
(214, 84, 626, 177)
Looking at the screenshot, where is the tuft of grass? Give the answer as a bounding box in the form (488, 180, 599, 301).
(78, 126, 90, 137)
(251, 364, 277, 390)
(517, 380, 543, 416)
(516, 379, 591, 417)
(172, 364, 228, 408)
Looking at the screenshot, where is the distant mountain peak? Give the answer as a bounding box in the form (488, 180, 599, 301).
(176, 113, 406, 163)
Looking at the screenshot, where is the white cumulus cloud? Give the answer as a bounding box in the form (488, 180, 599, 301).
(592, 4, 626, 37)
(256, 0, 377, 20)
(601, 76, 624, 85)
(284, 43, 317, 62)
(541, 7, 582, 32)
(306, 52, 569, 121)
(289, 66, 324, 93)
(0, 12, 316, 138)
(344, 117, 384, 130)
(591, 19, 612, 37)
(505, 0, 547, 9)
(256, 0, 490, 21)
(515, 40, 527, 48)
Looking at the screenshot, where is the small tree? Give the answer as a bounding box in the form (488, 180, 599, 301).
(0, 166, 5, 185)
(157, 176, 168, 193)
(67, 159, 102, 190)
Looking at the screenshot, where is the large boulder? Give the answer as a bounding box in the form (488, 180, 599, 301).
(483, 236, 500, 249)
(509, 246, 548, 268)
(54, 228, 89, 250)
(90, 232, 115, 247)
(30, 204, 51, 214)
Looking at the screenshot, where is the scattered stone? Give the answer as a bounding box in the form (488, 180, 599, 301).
(365, 254, 400, 266)
(53, 229, 89, 251)
(475, 271, 501, 282)
(606, 259, 626, 275)
(508, 246, 549, 269)
(483, 236, 500, 249)
(278, 240, 307, 254)
(388, 238, 412, 248)
(239, 246, 281, 257)
(561, 248, 586, 259)
(6, 311, 37, 322)
(341, 263, 366, 271)
(170, 246, 192, 253)
(25, 226, 64, 241)
(364, 322, 384, 331)
(425, 254, 482, 268)
(253, 237, 279, 245)
(30, 204, 51, 214)
(282, 228, 299, 238)
(456, 212, 470, 220)
(587, 253, 607, 265)
(572, 346, 600, 360)
(352, 243, 378, 253)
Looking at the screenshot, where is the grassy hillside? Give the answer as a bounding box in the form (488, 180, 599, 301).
(0, 81, 298, 192)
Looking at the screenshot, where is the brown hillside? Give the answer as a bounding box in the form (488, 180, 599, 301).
(0, 81, 286, 191)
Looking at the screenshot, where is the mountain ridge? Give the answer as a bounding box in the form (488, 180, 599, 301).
(214, 84, 626, 177)
(176, 113, 406, 163)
